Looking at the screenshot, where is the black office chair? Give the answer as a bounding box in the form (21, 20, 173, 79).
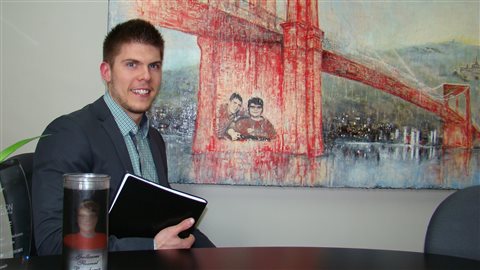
(0, 152, 36, 258)
(424, 185, 480, 261)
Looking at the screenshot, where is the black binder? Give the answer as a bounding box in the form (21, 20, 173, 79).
(108, 173, 207, 239)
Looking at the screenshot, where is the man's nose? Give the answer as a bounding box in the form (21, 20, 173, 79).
(138, 66, 151, 81)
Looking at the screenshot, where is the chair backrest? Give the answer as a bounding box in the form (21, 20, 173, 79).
(424, 185, 480, 261)
(0, 153, 35, 258)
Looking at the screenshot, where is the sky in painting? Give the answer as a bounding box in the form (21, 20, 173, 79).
(318, 0, 479, 50)
(110, 1, 479, 71)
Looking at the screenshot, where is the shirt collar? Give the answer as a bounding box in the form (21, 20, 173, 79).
(103, 91, 150, 138)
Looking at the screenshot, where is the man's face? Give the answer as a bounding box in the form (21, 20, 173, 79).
(249, 103, 263, 118)
(228, 98, 242, 115)
(78, 208, 97, 234)
(100, 42, 162, 123)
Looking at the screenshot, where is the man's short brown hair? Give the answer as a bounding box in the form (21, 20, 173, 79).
(103, 19, 164, 65)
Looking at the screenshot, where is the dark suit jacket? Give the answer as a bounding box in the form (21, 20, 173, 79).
(32, 97, 212, 255)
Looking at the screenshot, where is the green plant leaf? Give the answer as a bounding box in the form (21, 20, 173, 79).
(0, 135, 48, 162)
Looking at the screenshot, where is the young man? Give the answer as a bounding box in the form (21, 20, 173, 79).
(63, 200, 107, 250)
(216, 92, 243, 140)
(32, 19, 213, 256)
(233, 97, 276, 141)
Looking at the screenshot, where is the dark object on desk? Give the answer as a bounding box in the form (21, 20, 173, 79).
(0, 153, 35, 258)
(425, 185, 480, 261)
(3, 247, 480, 270)
(109, 173, 207, 239)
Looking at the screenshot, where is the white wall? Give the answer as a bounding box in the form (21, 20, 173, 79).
(1, 1, 452, 252)
(1, 1, 106, 149)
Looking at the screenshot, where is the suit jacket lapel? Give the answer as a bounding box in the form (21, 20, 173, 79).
(148, 129, 169, 187)
(91, 98, 134, 174)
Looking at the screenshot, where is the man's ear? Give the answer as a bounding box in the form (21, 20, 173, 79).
(100, 62, 112, 82)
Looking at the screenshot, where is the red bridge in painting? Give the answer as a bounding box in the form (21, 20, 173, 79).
(136, 0, 480, 157)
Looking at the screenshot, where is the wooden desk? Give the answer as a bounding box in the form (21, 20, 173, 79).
(2, 247, 479, 269)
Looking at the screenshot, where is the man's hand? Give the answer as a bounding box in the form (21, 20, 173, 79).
(227, 128, 241, 141)
(153, 218, 195, 249)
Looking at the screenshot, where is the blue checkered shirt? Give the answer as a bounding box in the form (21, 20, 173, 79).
(104, 92, 158, 183)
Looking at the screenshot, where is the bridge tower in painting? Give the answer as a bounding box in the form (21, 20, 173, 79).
(442, 84, 472, 148)
(182, 0, 325, 157)
(281, 0, 324, 157)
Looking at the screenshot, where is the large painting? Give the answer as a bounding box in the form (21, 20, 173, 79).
(108, 0, 480, 189)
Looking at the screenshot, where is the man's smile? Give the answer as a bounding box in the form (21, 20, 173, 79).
(131, 88, 153, 96)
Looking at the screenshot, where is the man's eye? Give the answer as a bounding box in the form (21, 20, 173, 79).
(149, 63, 161, 69)
(126, 62, 136, 68)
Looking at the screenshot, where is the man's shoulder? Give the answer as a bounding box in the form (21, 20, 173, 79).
(48, 97, 107, 128)
(260, 117, 272, 124)
(236, 115, 252, 123)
